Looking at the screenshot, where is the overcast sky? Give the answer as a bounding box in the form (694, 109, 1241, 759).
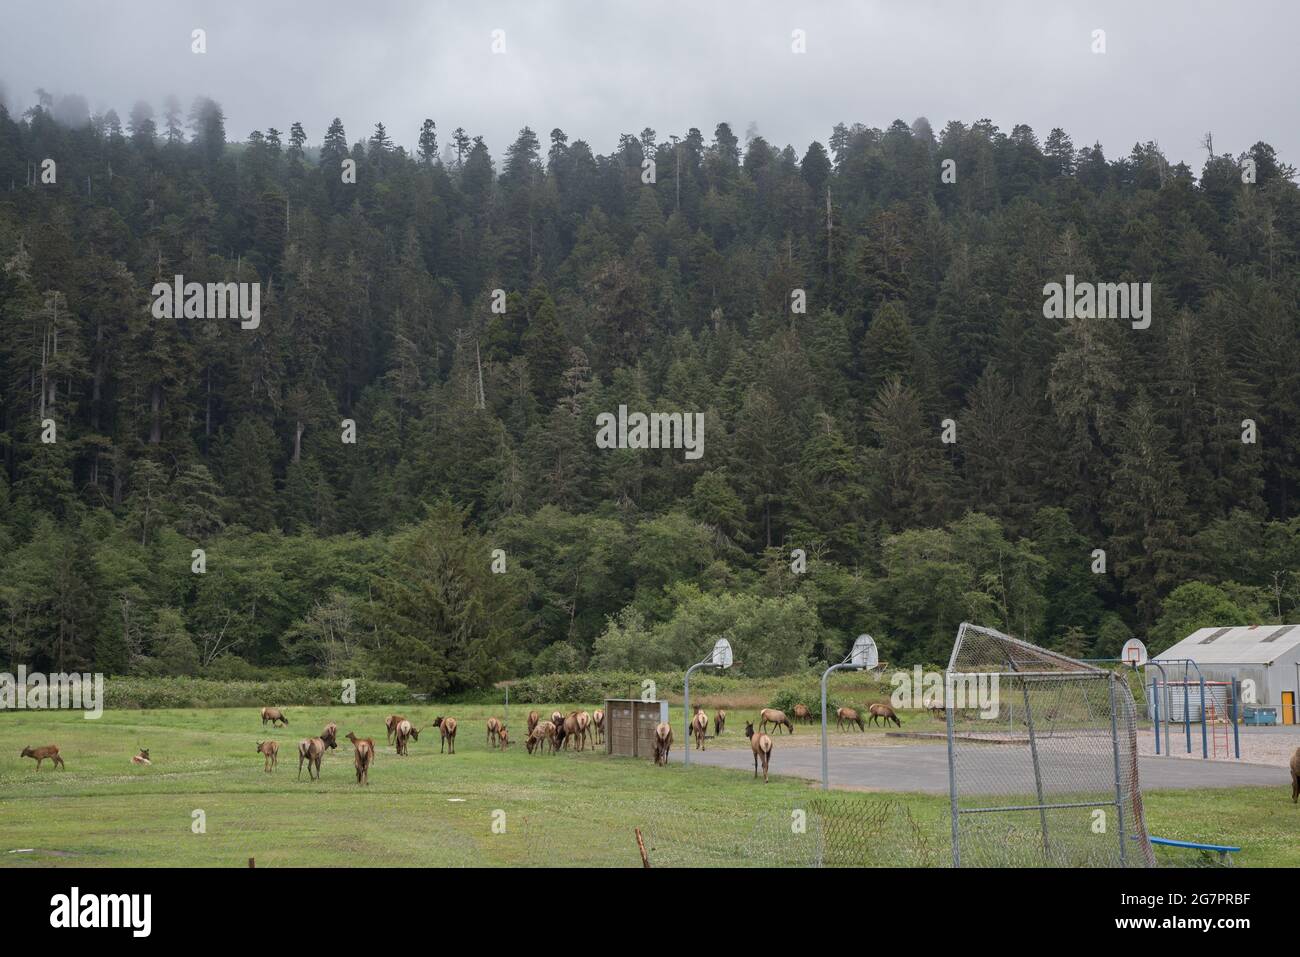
(2, 0, 1296, 171)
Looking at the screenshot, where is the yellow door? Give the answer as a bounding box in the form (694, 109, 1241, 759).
(1283, 691, 1296, 725)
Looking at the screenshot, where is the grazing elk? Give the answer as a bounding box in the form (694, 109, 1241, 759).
(792, 703, 813, 725)
(592, 709, 605, 745)
(297, 733, 336, 781)
(131, 747, 152, 765)
(714, 709, 726, 736)
(19, 745, 64, 770)
(394, 719, 420, 756)
(434, 716, 458, 754)
(385, 714, 406, 745)
(256, 741, 279, 772)
(652, 722, 673, 766)
(868, 703, 902, 728)
(1291, 748, 1299, 803)
(759, 708, 794, 736)
(745, 721, 773, 783)
(692, 707, 709, 750)
(527, 720, 556, 755)
(497, 726, 510, 749)
(260, 707, 288, 728)
(836, 707, 865, 732)
(527, 710, 540, 736)
(350, 733, 375, 786)
(486, 717, 503, 748)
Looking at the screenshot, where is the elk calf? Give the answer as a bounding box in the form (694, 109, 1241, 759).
(434, 716, 458, 754)
(745, 722, 773, 783)
(19, 745, 64, 770)
(257, 741, 279, 772)
(652, 722, 673, 766)
(260, 707, 288, 728)
(497, 726, 510, 749)
(486, 717, 503, 748)
(527, 720, 556, 755)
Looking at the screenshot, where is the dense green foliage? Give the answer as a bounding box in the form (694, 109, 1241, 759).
(2, 97, 1299, 691)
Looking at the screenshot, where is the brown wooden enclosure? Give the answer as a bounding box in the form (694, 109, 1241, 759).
(604, 698, 669, 758)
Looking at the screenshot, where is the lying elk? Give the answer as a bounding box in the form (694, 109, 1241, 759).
(652, 722, 673, 766)
(434, 716, 458, 754)
(527, 720, 557, 755)
(759, 708, 794, 736)
(868, 703, 902, 728)
(131, 747, 152, 765)
(297, 731, 336, 781)
(692, 707, 709, 750)
(527, 710, 540, 736)
(349, 732, 375, 786)
(792, 703, 812, 725)
(256, 741, 279, 772)
(745, 722, 773, 783)
(260, 707, 288, 728)
(486, 717, 504, 749)
(592, 709, 605, 745)
(394, 719, 420, 756)
(19, 745, 64, 770)
(714, 709, 727, 736)
(836, 707, 865, 732)
(385, 714, 406, 745)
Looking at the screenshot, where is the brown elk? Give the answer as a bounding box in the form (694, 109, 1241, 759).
(652, 722, 673, 766)
(551, 710, 564, 730)
(322, 721, 338, 743)
(692, 708, 709, 750)
(486, 717, 504, 748)
(260, 707, 288, 728)
(792, 703, 813, 725)
(385, 714, 406, 745)
(836, 707, 865, 732)
(527, 710, 540, 736)
(714, 709, 727, 736)
(527, 720, 556, 755)
(394, 719, 420, 756)
(745, 722, 773, 783)
(497, 726, 510, 749)
(256, 741, 279, 772)
(434, 716, 458, 754)
(574, 711, 593, 751)
(1291, 748, 1299, 803)
(350, 733, 375, 786)
(759, 708, 794, 736)
(868, 703, 902, 728)
(592, 709, 605, 745)
(297, 733, 336, 781)
(560, 712, 581, 751)
(19, 745, 64, 770)
(131, 747, 152, 765)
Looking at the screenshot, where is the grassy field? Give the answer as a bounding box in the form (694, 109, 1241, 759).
(0, 704, 1293, 867)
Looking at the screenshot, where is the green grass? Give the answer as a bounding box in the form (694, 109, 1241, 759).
(0, 705, 1292, 867)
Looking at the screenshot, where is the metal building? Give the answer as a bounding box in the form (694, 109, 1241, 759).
(1153, 624, 1300, 725)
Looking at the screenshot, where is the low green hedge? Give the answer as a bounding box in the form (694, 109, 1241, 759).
(103, 676, 412, 709)
(502, 670, 747, 704)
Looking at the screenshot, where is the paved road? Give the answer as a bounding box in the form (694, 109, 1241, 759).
(673, 742, 1286, 793)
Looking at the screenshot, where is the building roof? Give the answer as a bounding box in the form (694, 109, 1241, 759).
(1153, 625, 1300, 666)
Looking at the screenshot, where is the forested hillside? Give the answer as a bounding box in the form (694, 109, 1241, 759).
(2, 94, 1299, 691)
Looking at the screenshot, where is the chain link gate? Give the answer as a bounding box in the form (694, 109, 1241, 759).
(946, 623, 1156, 867)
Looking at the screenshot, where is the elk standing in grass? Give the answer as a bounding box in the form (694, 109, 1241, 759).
(19, 745, 64, 770)
(131, 747, 152, 765)
(394, 719, 419, 756)
(714, 709, 726, 736)
(385, 714, 406, 745)
(574, 711, 592, 751)
(297, 732, 336, 781)
(434, 716, 458, 754)
(759, 708, 793, 736)
(592, 709, 605, 745)
(527, 720, 556, 755)
(1291, 748, 1299, 803)
(322, 721, 338, 743)
(260, 707, 288, 728)
(497, 726, 510, 749)
(560, 712, 580, 751)
(527, 711, 540, 736)
(745, 722, 773, 783)
(692, 707, 709, 750)
(487, 716, 504, 748)
(792, 703, 812, 725)
(257, 741, 279, 772)
(868, 703, 902, 728)
(349, 733, 375, 786)
(551, 710, 564, 730)
(652, 722, 673, 766)
(836, 707, 865, 732)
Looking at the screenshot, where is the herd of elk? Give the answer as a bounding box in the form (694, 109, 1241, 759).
(256, 741, 279, 772)
(836, 706, 865, 732)
(260, 707, 288, 728)
(652, 722, 673, 766)
(394, 719, 420, 756)
(745, 722, 773, 783)
(20, 744, 65, 770)
(434, 716, 458, 753)
(691, 706, 709, 750)
(759, 708, 794, 736)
